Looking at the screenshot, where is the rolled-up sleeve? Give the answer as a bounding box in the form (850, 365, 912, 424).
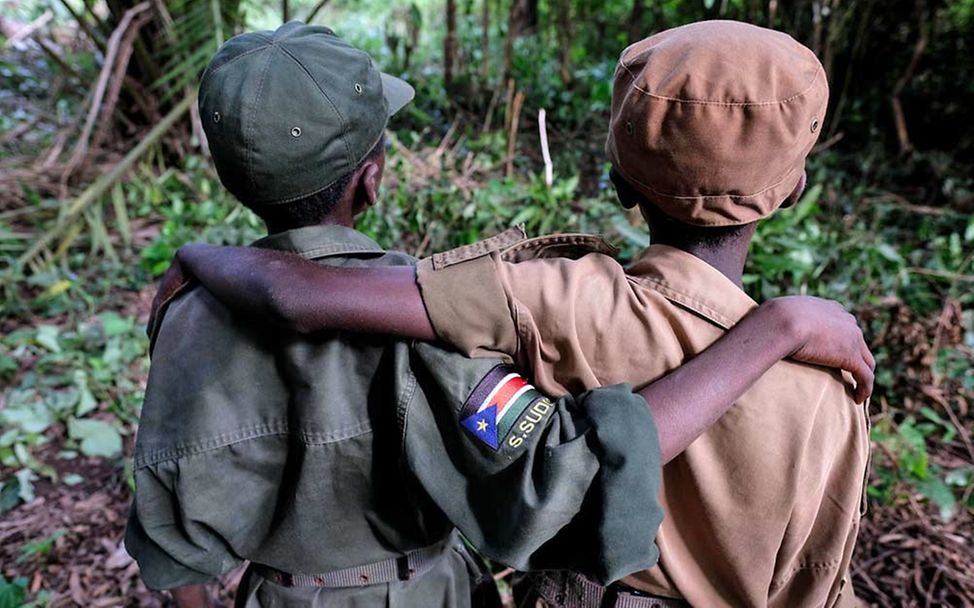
(125, 462, 246, 590)
(415, 253, 519, 362)
(402, 344, 664, 584)
(416, 252, 638, 395)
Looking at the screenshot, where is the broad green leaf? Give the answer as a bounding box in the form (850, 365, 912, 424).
(916, 477, 957, 521)
(945, 467, 973, 487)
(67, 419, 122, 458)
(875, 243, 903, 264)
(42, 279, 72, 298)
(14, 469, 34, 503)
(0, 429, 18, 447)
(1, 405, 53, 434)
(34, 325, 61, 353)
(0, 479, 20, 514)
(0, 575, 27, 608)
(73, 371, 97, 416)
(63, 474, 84, 486)
(99, 312, 133, 337)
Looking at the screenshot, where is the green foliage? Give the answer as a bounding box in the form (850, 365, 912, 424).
(0, 573, 49, 608)
(870, 415, 974, 522)
(0, 311, 148, 511)
(18, 529, 66, 564)
(152, 0, 248, 98)
(0, 577, 27, 608)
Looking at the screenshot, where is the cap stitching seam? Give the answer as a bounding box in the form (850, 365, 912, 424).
(614, 161, 799, 204)
(276, 43, 354, 167)
(200, 44, 274, 80)
(246, 51, 275, 194)
(619, 62, 824, 107)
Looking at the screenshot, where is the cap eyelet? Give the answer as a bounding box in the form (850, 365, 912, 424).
(625, 121, 634, 136)
(354, 83, 363, 95)
(810, 118, 819, 133)
(290, 127, 302, 138)
(212, 111, 221, 123)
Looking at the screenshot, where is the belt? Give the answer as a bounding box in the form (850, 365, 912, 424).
(251, 535, 453, 588)
(536, 571, 689, 608)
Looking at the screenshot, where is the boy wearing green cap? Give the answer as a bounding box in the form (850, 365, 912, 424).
(164, 21, 872, 608)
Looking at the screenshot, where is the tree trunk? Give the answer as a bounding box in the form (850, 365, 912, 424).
(555, 0, 574, 86)
(502, 0, 518, 80)
(521, 0, 538, 34)
(628, 0, 645, 42)
(481, 0, 490, 79)
(651, 0, 665, 32)
(445, 0, 458, 89)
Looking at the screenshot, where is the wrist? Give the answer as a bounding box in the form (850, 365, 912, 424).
(756, 298, 806, 357)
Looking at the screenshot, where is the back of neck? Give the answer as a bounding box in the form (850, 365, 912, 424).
(679, 244, 748, 288)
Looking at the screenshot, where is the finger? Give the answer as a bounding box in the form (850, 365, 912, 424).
(852, 356, 874, 404)
(861, 342, 876, 370)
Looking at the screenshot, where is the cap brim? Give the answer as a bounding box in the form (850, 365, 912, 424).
(380, 73, 415, 117)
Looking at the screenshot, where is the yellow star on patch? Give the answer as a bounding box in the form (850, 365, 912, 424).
(476, 419, 489, 432)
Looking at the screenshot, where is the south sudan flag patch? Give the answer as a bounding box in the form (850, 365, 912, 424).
(460, 365, 550, 450)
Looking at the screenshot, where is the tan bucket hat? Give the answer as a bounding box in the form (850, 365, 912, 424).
(605, 20, 829, 226)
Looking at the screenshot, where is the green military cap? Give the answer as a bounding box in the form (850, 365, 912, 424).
(199, 21, 414, 207)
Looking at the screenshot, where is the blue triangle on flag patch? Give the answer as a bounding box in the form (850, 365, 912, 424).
(461, 404, 499, 450)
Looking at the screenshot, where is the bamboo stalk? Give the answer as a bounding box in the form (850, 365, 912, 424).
(18, 95, 194, 268)
(505, 90, 525, 179)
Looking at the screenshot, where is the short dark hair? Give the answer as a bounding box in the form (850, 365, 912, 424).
(641, 204, 750, 249)
(257, 139, 384, 229)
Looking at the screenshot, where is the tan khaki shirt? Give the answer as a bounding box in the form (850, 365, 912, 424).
(416, 239, 869, 608)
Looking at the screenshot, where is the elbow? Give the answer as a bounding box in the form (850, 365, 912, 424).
(265, 283, 315, 334)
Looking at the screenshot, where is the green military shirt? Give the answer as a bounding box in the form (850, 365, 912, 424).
(125, 224, 664, 607)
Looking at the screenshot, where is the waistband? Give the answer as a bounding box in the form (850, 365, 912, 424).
(251, 535, 454, 589)
(535, 571, 689, 608)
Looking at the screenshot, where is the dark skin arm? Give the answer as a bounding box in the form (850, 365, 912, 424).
(156, 245, 874, 463)
(171, 584, 211, 608)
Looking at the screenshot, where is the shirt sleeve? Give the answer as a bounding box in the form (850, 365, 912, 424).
(125, 291, 282, 591)
(401, 343, 664, 585)
(416, 252, 637, 394)
(125, 469, 245, 590)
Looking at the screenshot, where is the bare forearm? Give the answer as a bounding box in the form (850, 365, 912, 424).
(171, 584, 211, 608)
(267, 264, 435, 339)
(638, 301, 796, 463)
(175, 245, 436, 340)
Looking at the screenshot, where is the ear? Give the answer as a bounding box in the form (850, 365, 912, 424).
(357, 161, 382, 208)
(780, 169, 808, 209)
(609, 168, 640, 209)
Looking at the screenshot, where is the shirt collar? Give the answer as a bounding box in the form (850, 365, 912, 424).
(627, 244, 758, 330)
(252, 224, 385, 260)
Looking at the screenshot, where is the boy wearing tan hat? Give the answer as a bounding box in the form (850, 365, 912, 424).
(161, 21, 869, 607)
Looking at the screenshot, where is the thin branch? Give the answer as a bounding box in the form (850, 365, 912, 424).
(305, 0, 332, 23)
(538, 108, 552, 187)
(891, 0, 929, 155)
(19, 94, 194, 267)
(61, 2, 152, 183)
